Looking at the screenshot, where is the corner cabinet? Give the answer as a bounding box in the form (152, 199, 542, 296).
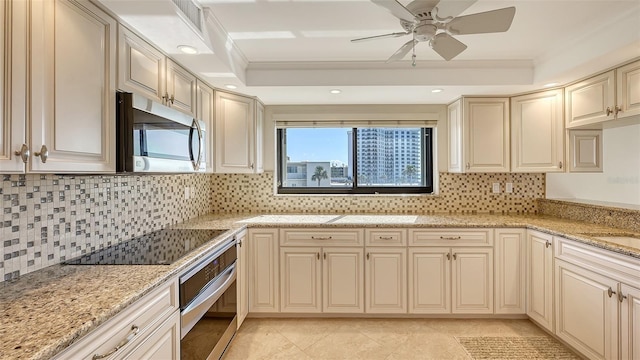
(447, 98, 510, 173)
(511, 89, 564, 173)
(214, 91, 263, 173)
(3, 0, 117, 173)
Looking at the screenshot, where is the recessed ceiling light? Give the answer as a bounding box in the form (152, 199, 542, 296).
(544, 82, 559, 87)
(431, 89, 443, 93)
(177, 45, 198, 55)
(225, 84, 238, 90)
(330, 89, 342, 94)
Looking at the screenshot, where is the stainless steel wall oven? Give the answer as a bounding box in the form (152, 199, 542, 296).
(179, 237, 237, 360)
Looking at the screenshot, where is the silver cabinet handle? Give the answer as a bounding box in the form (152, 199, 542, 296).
(14, 144, 30, 164)
(608, 287, 616, 298)
(378, 236, 394, 240)
(34, 145, 49, 163)
(311, 236, 332, 240)
(606, 106, 613, 116)
(466, 162, 470, 170)
(169, 94, 175, 105)
(250, 163, 255, 169)
(615, 105, 622, 115)
(545, 241, 551, 248)
(237, 239, 242, 247)
(162, 92, 170, 105)
(618, 292, 627, 303)
(92, 324, 139, 359)
(440, 236, 461, 240)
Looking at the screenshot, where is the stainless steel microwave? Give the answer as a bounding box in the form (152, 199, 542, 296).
(116, 92, 206, 173)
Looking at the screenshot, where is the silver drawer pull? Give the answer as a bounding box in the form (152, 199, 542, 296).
(92, 325, 139, 359)
(378, 236, 394, 240)
(440, 236, 461, 240)
(311, 236, 332, 240)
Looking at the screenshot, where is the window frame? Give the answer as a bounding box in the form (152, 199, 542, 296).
(277, 127, 434, 195)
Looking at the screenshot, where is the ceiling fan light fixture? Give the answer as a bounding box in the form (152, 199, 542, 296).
(177, 45, 198, 54)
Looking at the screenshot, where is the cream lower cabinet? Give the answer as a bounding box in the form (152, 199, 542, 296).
(236, 230, 249, 328)
(526, 230, 554, 332)
(621, 283, 640, 359)
(494, 229, 526, 314)
(280, 246, 364, 313)
(409, 247, 451, 313)
(53, 278, 179, 360)
(365, 248, 407, 313)
(248, 229, 280, 312)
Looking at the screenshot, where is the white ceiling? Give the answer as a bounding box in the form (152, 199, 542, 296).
(98, 0, 640, 104)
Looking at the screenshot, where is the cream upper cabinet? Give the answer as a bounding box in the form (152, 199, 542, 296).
(236, 230, 249, 328)
(166, 59, 196, 117)
(494, 229, 526, 314)
(196, 80, 215, 173)
(117, 25, 165, 104)
(526, 230, 554, 332)
(568, 129, 603, 173)
(214, 91, 263, 173)
(566, 60, 640, 128)
(555, 260, 618, 360)
(365, 248, 407, 314)
(248, 229, 280, 313)
(621, 283, 640, 360)
(30, 0, 116, 173)
(447, 98, 510, 173)
(409, 248, 451, 314)
(616, 60, 640, 120)
(511, 89, 564, 172)
(117, 25, 195, 116)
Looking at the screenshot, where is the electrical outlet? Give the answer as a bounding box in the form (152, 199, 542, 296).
(191, 186, 196, 198)
(492, 183, 500, 193)
(505, 183, 513, 193)
(184, 187, 190, 200)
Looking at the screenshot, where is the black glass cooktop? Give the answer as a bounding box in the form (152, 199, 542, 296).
(64, 228, 229, 265)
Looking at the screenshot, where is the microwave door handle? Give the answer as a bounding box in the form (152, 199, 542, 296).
(189, 120, 203, 171)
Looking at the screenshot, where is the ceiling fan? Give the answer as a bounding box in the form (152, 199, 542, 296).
(352, 0, 516, 64)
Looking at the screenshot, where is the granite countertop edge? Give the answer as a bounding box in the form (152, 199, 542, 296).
(2, 212, 639, 360)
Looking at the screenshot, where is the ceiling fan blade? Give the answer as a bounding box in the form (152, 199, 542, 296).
(433, 0, 477, 20)
(371, 0, 416, 22)
(386, 39, 418, 63)
(447, 7, 516, 35)
(430, 33, 467, 61)
(351, 32, 410, 43)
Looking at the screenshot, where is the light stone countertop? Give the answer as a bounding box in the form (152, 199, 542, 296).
(1, 212, 639, 360)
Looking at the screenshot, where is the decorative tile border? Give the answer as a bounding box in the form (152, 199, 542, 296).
(0, 174, 213, 282)
(539, 198, 640, 233)
(210, 172, 544, 215)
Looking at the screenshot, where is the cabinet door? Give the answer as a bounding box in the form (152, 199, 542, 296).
(255, 101, 264, 173)
(196, 80, 215, 173)
(322, 247, 364, 313)
(408, 247, 451, 314)
(568, 129, 602, 173)
(621, 283, 640, 360)
(166, 59, 196, 116)
(462, 97, 510, 172)
(365, 248, 407, 313)
(280, 247, 322, 313)
(122, 311, 180, 360)
(236, 231, 248, 328)
(214, 91, 257, 173)
(447, 100, 463, 173)
(527, 230, 554, 332)
(511, 89, 564, 172)
(117, 25, 166, 103)
(555, 260, 618, 360)
(31, 0, 116, 173)
(565, 70, 616, 128)
(1, 0, 28, 173)
(616, 60, 640, 119)
(451, 248, 493, 314)
(248, 229, 279, 312)
(494, 229, 526, 314)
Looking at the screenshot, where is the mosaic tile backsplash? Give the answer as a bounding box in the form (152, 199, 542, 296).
(211, 172, 545, 215)
(1, 174, 213, 282)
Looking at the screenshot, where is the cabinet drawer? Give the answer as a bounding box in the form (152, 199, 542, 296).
(409, 229, 493, 246)
(54, 278, 178, 360)
(555, 236, 640, 287)
(280, 229, 364, 247)
(365, 229, 407, 246)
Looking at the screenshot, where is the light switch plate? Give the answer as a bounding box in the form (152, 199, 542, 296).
(492, 183, 500, 193)
(184, 187, 190, 199)
(505, 183, 513, 193)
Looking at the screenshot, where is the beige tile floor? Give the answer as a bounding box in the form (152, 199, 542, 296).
(222, 318, 572, 360)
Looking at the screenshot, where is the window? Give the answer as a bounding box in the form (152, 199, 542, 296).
(277, 127, 433, 194)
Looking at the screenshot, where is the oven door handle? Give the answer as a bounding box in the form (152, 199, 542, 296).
(180, 263, 237, 339)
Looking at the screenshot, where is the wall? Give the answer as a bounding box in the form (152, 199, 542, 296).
(0, 174, 213, 282)
(546, 121, 640, 206)
(211, 172, 544, 214)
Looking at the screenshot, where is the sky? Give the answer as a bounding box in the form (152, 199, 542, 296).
(286, 128, 350, 164)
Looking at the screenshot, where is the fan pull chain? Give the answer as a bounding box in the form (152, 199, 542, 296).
(412, 33, 417, 67)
